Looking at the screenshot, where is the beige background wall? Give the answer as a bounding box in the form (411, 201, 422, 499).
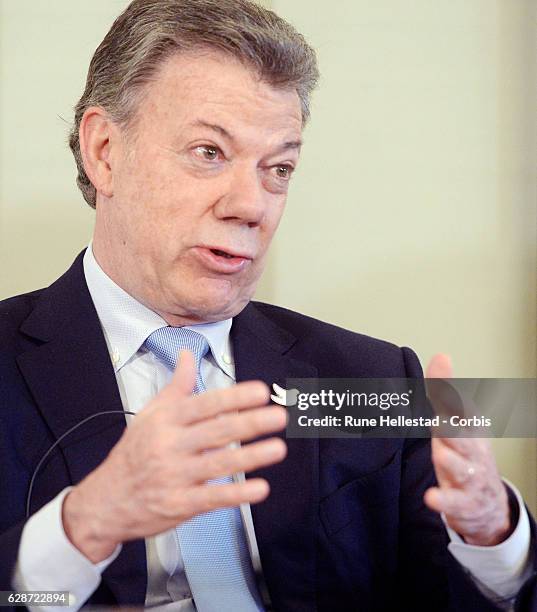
(0, 1, 535, 511)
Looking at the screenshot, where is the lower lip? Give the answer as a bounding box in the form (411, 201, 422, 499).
(193, 247, 251, 274)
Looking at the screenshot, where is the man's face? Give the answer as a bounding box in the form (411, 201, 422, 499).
(93, 51, 303, 325)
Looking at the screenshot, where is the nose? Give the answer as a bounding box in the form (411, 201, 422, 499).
(213, 165, 267, 228)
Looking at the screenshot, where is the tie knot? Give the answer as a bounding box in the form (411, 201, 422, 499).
(144, 327, 209, 375)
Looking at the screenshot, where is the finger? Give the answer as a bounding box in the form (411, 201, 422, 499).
(179, 478, 270, 517)
(136, 352, 197, 420)
(140, 351, 198, 422)
(423, 486, 470, 517)
(425, 355, 458, 420)
(427, 381, 466, 420)
(186, 438, 287, 483)
(425, 356, 471, 425)
(182, 406, 288, 452)
(172, 381, 271, 426)
(431, 438, 476, 487)
(426, 354, 453, 379)
(437, 437, 488, 461)
(164, 350, 196, 397)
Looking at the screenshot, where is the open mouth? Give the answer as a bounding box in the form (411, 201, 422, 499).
(193, 246, 252, 274)
(210, 248, 235, 259)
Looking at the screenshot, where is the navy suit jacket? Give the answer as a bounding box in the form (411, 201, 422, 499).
(1, 251, 536, 611)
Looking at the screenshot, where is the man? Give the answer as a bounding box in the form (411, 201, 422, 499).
(0, 0, 535, 610)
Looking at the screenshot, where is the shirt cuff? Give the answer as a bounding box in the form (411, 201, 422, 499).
(445, 478, 532, 602)
(12, 487, 122, 612)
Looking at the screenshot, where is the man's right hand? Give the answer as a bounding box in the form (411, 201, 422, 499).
(62, 350, 287, 563)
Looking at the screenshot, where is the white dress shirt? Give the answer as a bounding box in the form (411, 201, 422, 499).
(13, 244, 533, 611)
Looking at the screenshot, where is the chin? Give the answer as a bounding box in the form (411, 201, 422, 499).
(182, 280, 252, 322)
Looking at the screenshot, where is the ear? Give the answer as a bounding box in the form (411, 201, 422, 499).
(79, 107, 118, 199)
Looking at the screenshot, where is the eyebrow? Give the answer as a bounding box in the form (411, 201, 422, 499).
(189, 119, 303, 153)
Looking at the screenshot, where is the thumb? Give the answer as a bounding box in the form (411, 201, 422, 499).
(169, 349, 197, 396)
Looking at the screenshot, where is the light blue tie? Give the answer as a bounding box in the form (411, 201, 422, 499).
(145, 327, 264, 612)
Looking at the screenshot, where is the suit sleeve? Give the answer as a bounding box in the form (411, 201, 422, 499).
(445, 479, 533, 607)
(11, 488, 121, 612)
(0, 521, 26, 590)
(397, 347, 537, 611)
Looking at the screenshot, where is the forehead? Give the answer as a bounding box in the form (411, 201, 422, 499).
(135, 51, 303, 143)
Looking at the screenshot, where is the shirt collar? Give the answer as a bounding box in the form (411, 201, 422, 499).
(83, 243, 235, 378)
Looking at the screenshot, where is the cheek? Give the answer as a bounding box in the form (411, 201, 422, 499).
(116, 166, 198, 246)
(119, 144, 179, 207)
(260, 198, 287, 245)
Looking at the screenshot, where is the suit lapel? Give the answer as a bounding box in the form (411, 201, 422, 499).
(17, 254, 319, 609)
(16, 251, 147, 606)
(232, 304, 319, 612)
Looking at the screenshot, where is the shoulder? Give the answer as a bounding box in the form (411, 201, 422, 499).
(250, 301, 422, 377)
(252, 300, 396, 350)
(0, 289, 44, 344)
(0, 289, 46, 407)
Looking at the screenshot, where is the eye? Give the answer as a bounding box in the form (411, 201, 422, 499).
(194, 145, 222, 161)
(273, 165, 295, 181)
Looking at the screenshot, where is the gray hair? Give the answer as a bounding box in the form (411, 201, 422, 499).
(68, 0, 319, 208)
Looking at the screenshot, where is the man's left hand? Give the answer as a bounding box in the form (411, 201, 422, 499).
(423, 354, 513, 546)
